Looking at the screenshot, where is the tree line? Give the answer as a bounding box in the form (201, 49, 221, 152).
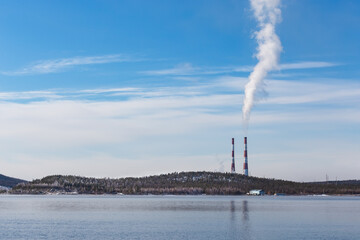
(10, 171, 360, 195)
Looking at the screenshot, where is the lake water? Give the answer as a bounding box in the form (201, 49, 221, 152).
(0, 195, 359, 240)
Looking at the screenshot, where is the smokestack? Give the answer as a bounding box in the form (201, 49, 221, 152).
(231, 138, 235, 173)
(244, 137, 248, 176)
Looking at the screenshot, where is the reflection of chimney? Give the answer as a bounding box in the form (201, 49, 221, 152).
(244, 137, 248, 176)
(231, 138, 235, 173)
(230, 201, 235, 213)
(242, 200, 249, 221)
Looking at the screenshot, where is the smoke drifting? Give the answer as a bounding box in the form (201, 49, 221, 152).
(242, 0, 282, 131)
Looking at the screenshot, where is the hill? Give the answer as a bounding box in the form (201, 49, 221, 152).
(311, 180, 360, 185)
(10, 171, 360, 195)
(0, 174, 27, 188)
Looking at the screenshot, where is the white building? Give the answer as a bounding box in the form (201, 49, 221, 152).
(249, 189, 265, 195)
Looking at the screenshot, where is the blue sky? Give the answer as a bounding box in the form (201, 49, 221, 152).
(0, 0, 359, 181)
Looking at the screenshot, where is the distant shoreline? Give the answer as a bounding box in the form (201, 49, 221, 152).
(1, 192, 360, 197)
(6, 171, 360, 196)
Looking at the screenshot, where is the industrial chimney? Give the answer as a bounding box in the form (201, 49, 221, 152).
(231, 138, 235, 173)
(244, 137, 248, 176)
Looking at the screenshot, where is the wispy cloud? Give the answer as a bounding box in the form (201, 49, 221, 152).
(213, 76, 360, 105)
(279, 61, 338, 70)
(3, 57, 339, 77)
(2, 54, 137, 75)
(141, 63, 198, 76)
(142, 61, 339, 76)
(0, 90, 61, 100)
(79, 87, 141, 94)
(0, 75, 359, 108)
(141, 63, 239, 76)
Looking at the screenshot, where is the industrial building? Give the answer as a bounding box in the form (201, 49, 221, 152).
(249, 189, 265, 195)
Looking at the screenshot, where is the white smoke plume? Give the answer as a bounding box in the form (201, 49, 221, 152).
(242, 0, 282, 131)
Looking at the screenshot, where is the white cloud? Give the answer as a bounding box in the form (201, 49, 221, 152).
(0, 75, 358, 110)
(279, 61, 338, 70)
(2, 54, 137, 75)
(0, 75, 359, 181)
(142, 61, 339, 76)
(0, 90, 61, 100)
(140, 63, 197, 76)
(3, 57, 338, 77)
(265, 79, 360, 105)
(78, 87, 141, 94)
(249, 109, 360, 124)
(212, 76, 360, 106)
(1, 152, 224, 180)
(0, 95, 359, 180)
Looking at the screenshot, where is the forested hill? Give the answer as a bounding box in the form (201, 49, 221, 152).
(10, 172, 360, 195)
(0, 174, 27, 188)
(311, 180, 360, 185)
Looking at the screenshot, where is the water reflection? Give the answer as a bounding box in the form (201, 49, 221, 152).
(241, 200, 252, 240)
(229, 200, 237, 239)
(242, 200, 249, 221)
(230, 200, 236, 221)
(229, 200, 253, 240)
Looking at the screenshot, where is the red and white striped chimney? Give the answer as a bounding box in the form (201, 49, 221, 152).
(231, 138, 235, 173)
(244, 137, 248, 176)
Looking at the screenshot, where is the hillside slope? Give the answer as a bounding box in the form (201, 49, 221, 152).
(11, 171, 360, 195)
(0, 174, 27, 188)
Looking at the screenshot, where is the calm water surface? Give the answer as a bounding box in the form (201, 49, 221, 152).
(0, 195, 359, 240)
